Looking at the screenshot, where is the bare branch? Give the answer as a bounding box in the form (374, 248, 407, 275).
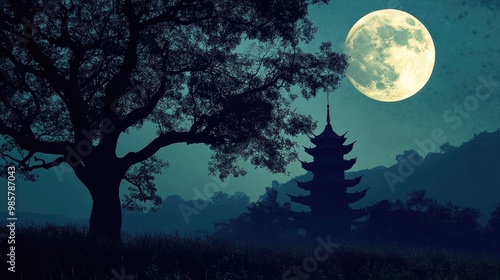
(24, 156, 66, 171)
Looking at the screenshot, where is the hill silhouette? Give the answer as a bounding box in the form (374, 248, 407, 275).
(8, 193, 250, 235)
(122, 192, 250, 234)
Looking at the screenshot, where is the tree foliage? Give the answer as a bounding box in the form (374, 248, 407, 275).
(0, 0, 347, 226)
(214, 185, 297, 245)
(488, 203, 500, 236)
(211, 191, 250, 206)
(395, 149, 422, 164)
(363, 190, 483, 251)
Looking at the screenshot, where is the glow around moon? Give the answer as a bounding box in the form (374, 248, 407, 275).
(344, 9, 435, 102)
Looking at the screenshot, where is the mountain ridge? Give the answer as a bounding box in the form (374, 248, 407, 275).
(277, 129, 500, 225)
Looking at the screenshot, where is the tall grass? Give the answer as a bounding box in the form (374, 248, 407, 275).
(2, 222, 500, 279)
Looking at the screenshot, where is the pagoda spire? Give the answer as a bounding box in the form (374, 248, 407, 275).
(326, 92, 331, 124)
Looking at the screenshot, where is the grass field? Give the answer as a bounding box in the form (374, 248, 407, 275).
(3, 222, 500, 279)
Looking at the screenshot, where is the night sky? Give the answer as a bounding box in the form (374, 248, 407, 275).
(5, 0, 499, 220)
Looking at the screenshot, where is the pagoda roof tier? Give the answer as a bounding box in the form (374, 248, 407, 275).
(300, 158, 357, 172)
(288, 188, 369, 206)
(304, 141, 355, 157)
(295, 176, 362, 190)
(309, 124, 348, 145)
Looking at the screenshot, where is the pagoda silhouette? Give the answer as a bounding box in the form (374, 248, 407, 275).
(289, 94, 369, 241)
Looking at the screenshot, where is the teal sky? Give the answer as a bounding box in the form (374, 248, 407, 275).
(5, 0, 499, 219)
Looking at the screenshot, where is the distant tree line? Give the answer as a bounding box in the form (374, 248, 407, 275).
(359, 190, 495, 253)
(214, 181, 298, 246)
(214, 185, 500, 255)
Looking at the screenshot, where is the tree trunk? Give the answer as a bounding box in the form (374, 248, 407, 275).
(88, 176, 122, 245)
(74, 158, 126, 245)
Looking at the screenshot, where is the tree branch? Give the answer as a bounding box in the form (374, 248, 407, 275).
(0, 123, 71, 155)
(0, 147, 65, 171)
(102, 0, 140, 120)
(138, 1, 206, 28)
(24, 156, 66, 171)
(121, 127, 227, 168)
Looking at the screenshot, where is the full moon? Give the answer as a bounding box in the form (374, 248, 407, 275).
(344, 9, 435, 102)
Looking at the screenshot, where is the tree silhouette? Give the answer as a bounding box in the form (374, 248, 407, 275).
(211, 191, 249, 207)
(488, 203, 500, 250)
(489, 203, 500, 233)
(439, 142, 455, 153)
(363, 190, 483, 251)
(395, 149, 422, 164)
(214, 184, 296, 245)
(363, 199, 393, 242)
(0, 0, 347, 242)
